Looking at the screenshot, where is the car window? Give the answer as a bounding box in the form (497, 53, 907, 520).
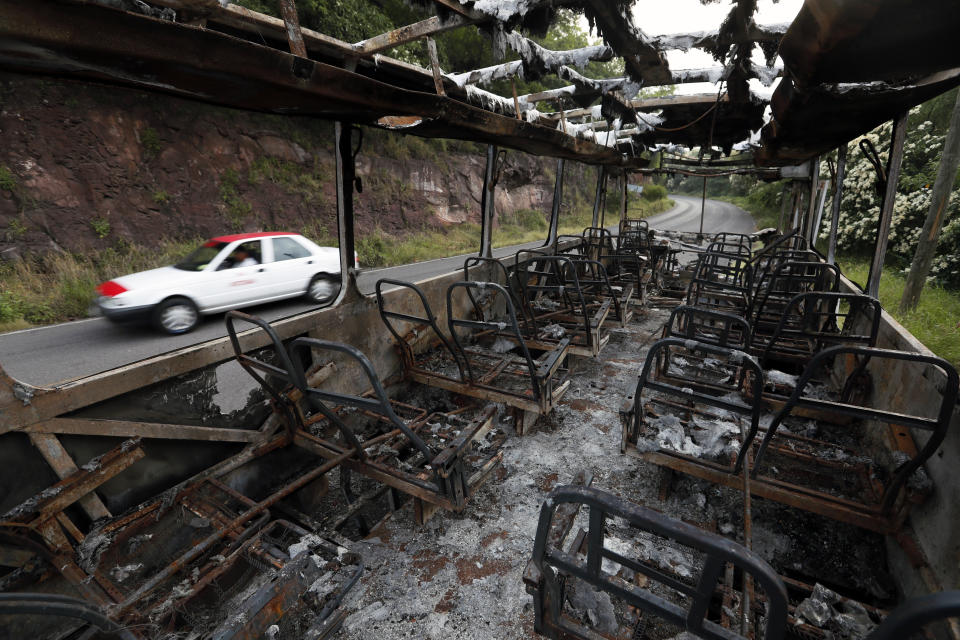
(223, 240, 263, 269)
(272, 236, 312, 262)
(175, 241, 228, 271)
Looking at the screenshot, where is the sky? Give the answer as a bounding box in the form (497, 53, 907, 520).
(580, 0, 803, 73)
(578, 0, 804, 98)
(628, 0, 803, 36)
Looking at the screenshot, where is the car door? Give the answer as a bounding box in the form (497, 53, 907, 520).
(189, 240, 265, 310)
(266, 236, 316, 296)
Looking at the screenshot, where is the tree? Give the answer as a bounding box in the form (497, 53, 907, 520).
(900, 90, 960, 312)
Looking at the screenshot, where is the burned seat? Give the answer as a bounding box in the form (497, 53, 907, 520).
(685, 250, 754, 316)
(750, 292, 882, 371)
(866, 590, 960, 640)
(746, 261, 841, 342)
(227, 310, 505, 524)
(576, 226, 645, 314)
(524, 484, 789, 640)
(618, 218, 650, 253)
(746, 292, 883, 413)
(526, 485, 959, 640)
(375, 278, 570, 431)
(0, 437, 363, 639)
(745, 346, 958, 533)
(619, 337, 766, 477)
(514, 255, 611, 357)
(663, 305, 752, 351)
(567, 256, 633, 326)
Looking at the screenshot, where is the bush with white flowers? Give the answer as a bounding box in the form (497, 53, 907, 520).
(824, 114, 960, 286)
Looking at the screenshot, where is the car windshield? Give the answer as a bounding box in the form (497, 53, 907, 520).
(174, 241, 228, 271)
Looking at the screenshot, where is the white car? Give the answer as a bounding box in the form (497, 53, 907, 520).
(96, 232, 346, 334)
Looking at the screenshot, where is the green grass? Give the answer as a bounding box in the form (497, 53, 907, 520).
(140, 126, 163, 159)
(357, 223, 485, 267)
(711, 194, 779, 230)
(0, 165, 16, 192)
(0, 238, 201, 330)
(840, 259, 960, 368)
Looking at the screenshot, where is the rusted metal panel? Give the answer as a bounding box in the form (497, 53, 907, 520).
(356, 16, 469, 56)
(27, 432, 112, 521)
(277, 0, 307, 58)
(24, 418, 265, 443)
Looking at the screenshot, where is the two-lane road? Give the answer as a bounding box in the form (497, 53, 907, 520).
(0, 195, 753, 385)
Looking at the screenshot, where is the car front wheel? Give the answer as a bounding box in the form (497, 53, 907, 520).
(306, 273, 340, 304)
(152, 296, 200, 335)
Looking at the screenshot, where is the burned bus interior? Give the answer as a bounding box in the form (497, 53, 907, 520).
(2, 0, 960, 638)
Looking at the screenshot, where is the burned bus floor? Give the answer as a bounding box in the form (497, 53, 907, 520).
(3, 0, 960, 636)
(1, 274, 951, 639)
(318, 308, 895, 639)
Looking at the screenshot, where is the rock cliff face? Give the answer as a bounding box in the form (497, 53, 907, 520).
(0, 72, 590, 258)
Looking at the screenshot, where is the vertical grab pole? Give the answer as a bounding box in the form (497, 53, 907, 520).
(479, 144, 497, 259)
(620, 173, 628, 227)
(777, 182, 789, 232)
(546, 158, 565, 249)
(867, 112, 908, 298)
(335, 122, 356, 279)
(698, 176, 707, 240)
(827, 143, 848, 265)
(804, 155, 820, 243)
(591, 166, 606, 228)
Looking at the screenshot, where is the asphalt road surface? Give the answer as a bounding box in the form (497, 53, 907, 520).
(0, 195, 753, 386)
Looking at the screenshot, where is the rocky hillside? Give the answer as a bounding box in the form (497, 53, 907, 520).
(0, 72, 594, 259)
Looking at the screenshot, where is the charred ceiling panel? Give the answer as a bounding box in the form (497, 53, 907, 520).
(758, 0, 960, 165)
(780, 0, 960, 87)
(756, 69, 960, 165)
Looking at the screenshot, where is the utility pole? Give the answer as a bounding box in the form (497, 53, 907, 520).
(900, 90, 960, 312)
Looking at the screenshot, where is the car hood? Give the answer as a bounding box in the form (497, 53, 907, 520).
(110, 265, 200, 291)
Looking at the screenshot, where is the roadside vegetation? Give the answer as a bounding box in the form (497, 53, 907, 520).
(840, 261, 960, 368)
(0, 191, 672, 331)
(0, 238, 199, 333)
(356, 190, 673, 268)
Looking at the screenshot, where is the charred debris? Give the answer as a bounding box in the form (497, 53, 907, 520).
(2, 0, 960, 638)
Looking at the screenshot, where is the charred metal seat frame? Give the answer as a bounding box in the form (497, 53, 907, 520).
(227, 310, 503, 519)
(376, 278, 570, 419)
(580, 226, 616, 263)
(526, 487, 960, 640)
(752, 291, 882, 370)
(747, 261, 841, 338)
(664, 305, 752, 351)
(567, 255, 632, 326)
(1, 449, 362, 639)
(746, 345, 959, 532)
(527, 485, 788, 640)
(580, 226, 643, 312)
(711, 232, 755, 253)
(0, 593, 137, 639)
(515, 255, 610, 357)
(686, 251, 754, 316)
(463, 256, 534, 327)
(620, 337, 765, 474)
(618, 218, 650, 252)
(866, 591, 960, 640)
